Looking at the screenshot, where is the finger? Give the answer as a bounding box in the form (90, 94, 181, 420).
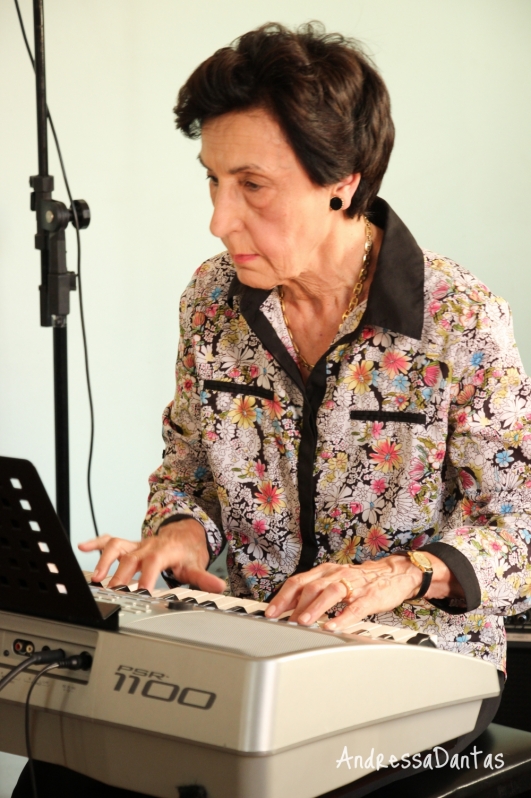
(285, 577, 335, 621)
(323, 597, 372, 631)
(136, 551, 226, 594)
(108, 550, 145, 588)
(134, 549, 174, 593)
(92, 539, 139, 581)
(265, 572, 321, 618)
(266, 563, 355, 618)
(292, 581, 349, 625)
(177, 567, 226, 594)
(78, 535, 112, 552)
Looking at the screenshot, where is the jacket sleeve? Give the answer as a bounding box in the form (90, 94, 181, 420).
(141, 280, 225, 563)
(422, 296, 531, 616)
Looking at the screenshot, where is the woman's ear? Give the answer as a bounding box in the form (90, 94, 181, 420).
(330, 173, 361, 209)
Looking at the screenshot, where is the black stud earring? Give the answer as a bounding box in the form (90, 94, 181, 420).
(330, 197, 343, 211)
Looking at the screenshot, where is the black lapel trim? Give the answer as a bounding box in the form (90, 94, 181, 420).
(227, 273, 241, 307)
(314, 200, 425, 359)
(363, 198, 425, 340)
(230, 279, 306, 396)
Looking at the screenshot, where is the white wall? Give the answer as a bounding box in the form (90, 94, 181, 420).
(1, 0, 530, 568)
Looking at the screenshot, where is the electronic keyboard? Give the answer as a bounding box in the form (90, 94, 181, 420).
(0, 456, 501, 798)
(0, 575, 500, 798)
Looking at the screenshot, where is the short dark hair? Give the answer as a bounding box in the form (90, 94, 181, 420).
(174, 22, 395, 218)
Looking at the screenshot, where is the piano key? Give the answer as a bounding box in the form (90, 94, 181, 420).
(167, 600, 198, 612)
(183, 594, 249, 611)
(340, 622, 379, 634)
(385, 628, 419, 642)
(404, 633, 437, 647)
(172, 588, 209, 601)
(202, 595, 249, 609)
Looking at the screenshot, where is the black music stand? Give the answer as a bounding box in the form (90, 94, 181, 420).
(0, 456, 118, 630)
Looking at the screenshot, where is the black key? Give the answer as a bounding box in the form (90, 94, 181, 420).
(277, 616, 293, 623)
(182, 597, 198, 604)
(224, 605, 247, 613)
(248, 610, 266, 617)
(113, 585, 131, 592)
(197, 600, 218, 608)
(406, 633, 436, 648)
(132, 588, 151, 596)
(158, 593, 178, 600)
(377, 634, 395, 640)
(167, 600, 196, 612)
(89, 581, 103, 587)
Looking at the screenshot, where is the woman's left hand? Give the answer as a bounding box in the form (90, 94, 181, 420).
(264, 556, 428, 631)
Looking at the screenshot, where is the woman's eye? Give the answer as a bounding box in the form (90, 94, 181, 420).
(244, 181, 261, 191)
(206, 174, 218, 185)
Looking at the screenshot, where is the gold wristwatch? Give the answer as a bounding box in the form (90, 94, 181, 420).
(406, 551, 433, 599)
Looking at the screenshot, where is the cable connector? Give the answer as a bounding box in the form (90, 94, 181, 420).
(56, 652, 93, 671)
(33, 648, 66, 665)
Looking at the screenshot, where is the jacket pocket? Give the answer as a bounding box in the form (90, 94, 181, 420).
(203, 379, 275, 401)
(350, 410, 426, 424)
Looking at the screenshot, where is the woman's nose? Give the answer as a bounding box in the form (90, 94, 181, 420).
(209, 186, 244, 240)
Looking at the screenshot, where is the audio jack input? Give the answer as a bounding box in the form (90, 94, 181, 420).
(13, 639, 35, 656)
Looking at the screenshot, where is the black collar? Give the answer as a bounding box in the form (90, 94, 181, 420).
(227, 197, 424, 342)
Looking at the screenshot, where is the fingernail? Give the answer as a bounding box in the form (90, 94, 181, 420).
(265, 607, 278, 618)
(92, 570, 99, 579)
(299, 613, 311, 624)
(324, 622, 337, 630)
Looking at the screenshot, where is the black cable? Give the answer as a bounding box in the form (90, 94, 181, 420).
(24, 653, 93, 798)
(0, 648, 65, 693)
(13, 0, 100, 537)
(25, 662, 59, 798)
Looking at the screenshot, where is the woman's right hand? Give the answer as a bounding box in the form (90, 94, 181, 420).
(78, 518, 226, 594)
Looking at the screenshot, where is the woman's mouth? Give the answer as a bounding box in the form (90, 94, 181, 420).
(232, 254, 258, 264)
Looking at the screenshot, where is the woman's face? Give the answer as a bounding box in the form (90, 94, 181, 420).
(200, 108, 358, 290)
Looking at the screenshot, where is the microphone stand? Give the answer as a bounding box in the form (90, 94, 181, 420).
(29, 0, 90, 536)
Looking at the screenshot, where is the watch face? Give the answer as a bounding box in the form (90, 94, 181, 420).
(411, 552, 433, 571)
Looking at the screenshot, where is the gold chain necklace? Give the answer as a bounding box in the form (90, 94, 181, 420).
(279, 215, 373, 372)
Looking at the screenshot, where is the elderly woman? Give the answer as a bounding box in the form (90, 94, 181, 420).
(68, 20, 531, 797)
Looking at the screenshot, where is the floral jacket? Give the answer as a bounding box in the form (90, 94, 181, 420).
(143, 198, 531, 672)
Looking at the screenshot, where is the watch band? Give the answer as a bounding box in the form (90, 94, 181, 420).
(407, 552, 433, 599)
